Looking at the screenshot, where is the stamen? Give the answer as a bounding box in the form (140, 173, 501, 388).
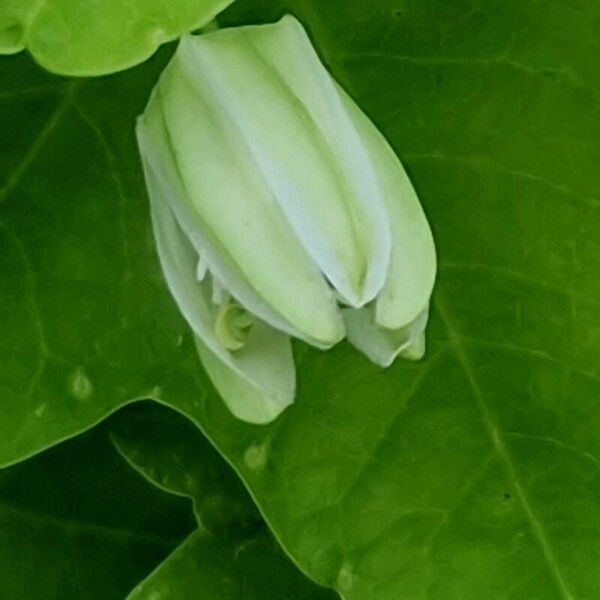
(215, 301, 254, 351)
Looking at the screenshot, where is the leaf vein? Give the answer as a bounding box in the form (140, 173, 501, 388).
(334, 348, 448, 506)
(504, 431, 600, 472)
(339, 51, 597, 97)
(436, 294, 575, 600)
(458, 334, 600, 385)
(0, 219, 48, 399)
(440, 261, 598, 306)
(404, 152, 600, 210)
(0, 82, 79, 208)
(73, 102, 133, 297)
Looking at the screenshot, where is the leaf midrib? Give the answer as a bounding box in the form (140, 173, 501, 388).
(436, 293, 575, 600)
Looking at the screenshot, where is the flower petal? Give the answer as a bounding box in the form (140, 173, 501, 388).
(337, 85, 437, 330)
(142, 154, 295, 423)
(177, 16, 391, 307)
(342, 305, 429, 367)
(195, 328, 292, 424)
(151, 50, 344, 347)
(137, 93, 344, 349)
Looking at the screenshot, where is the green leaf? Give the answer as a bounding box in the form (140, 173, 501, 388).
(112, 402, 337, 600)
(2, 1, 600, 599)
(127, 529, 335, 600)
(110, 402, 261, 533)
(0, 425, 195, 599)
(0, 49, 186, 466)
(0, 0, 236, 76)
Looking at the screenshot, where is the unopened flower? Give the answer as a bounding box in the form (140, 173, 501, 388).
(136, 15, 436, 423)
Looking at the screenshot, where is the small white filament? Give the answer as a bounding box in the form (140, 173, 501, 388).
(196, 254, 209, 281)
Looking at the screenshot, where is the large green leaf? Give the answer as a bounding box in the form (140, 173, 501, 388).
(1, 1, 600, 599)
(0, 0, 235, 76)
(0, 425, 195, 599)
(112, 402, 337, 600)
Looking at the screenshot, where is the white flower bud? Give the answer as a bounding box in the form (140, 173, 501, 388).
(136, 15, 436, 423)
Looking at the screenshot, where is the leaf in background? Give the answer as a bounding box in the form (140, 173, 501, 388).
(127, 529, 334, 600)
(1, 1, 600, 599)
(0, 0, 236, 76)
(112, 402, 337, 600)
(0, 425, 195, 600)
(110, 401, 261, 534)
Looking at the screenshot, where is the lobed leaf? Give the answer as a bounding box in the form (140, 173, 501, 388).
(0, 0, 236, 76)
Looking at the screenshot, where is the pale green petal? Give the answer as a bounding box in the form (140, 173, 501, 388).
(155, 50, 344, 347)
(178, 18, 391, 307)
(343, 305, 429, 367)
(137, 98, 294, 337)
(399, 332, 426, 361)
(137, 93, 343, 349)
(195, 334, 291, 425)
(142, 154, 294, 423)
(337, 85, 437, 330)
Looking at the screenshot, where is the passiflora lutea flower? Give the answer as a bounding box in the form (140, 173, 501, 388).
(136, 15, 436, 424)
